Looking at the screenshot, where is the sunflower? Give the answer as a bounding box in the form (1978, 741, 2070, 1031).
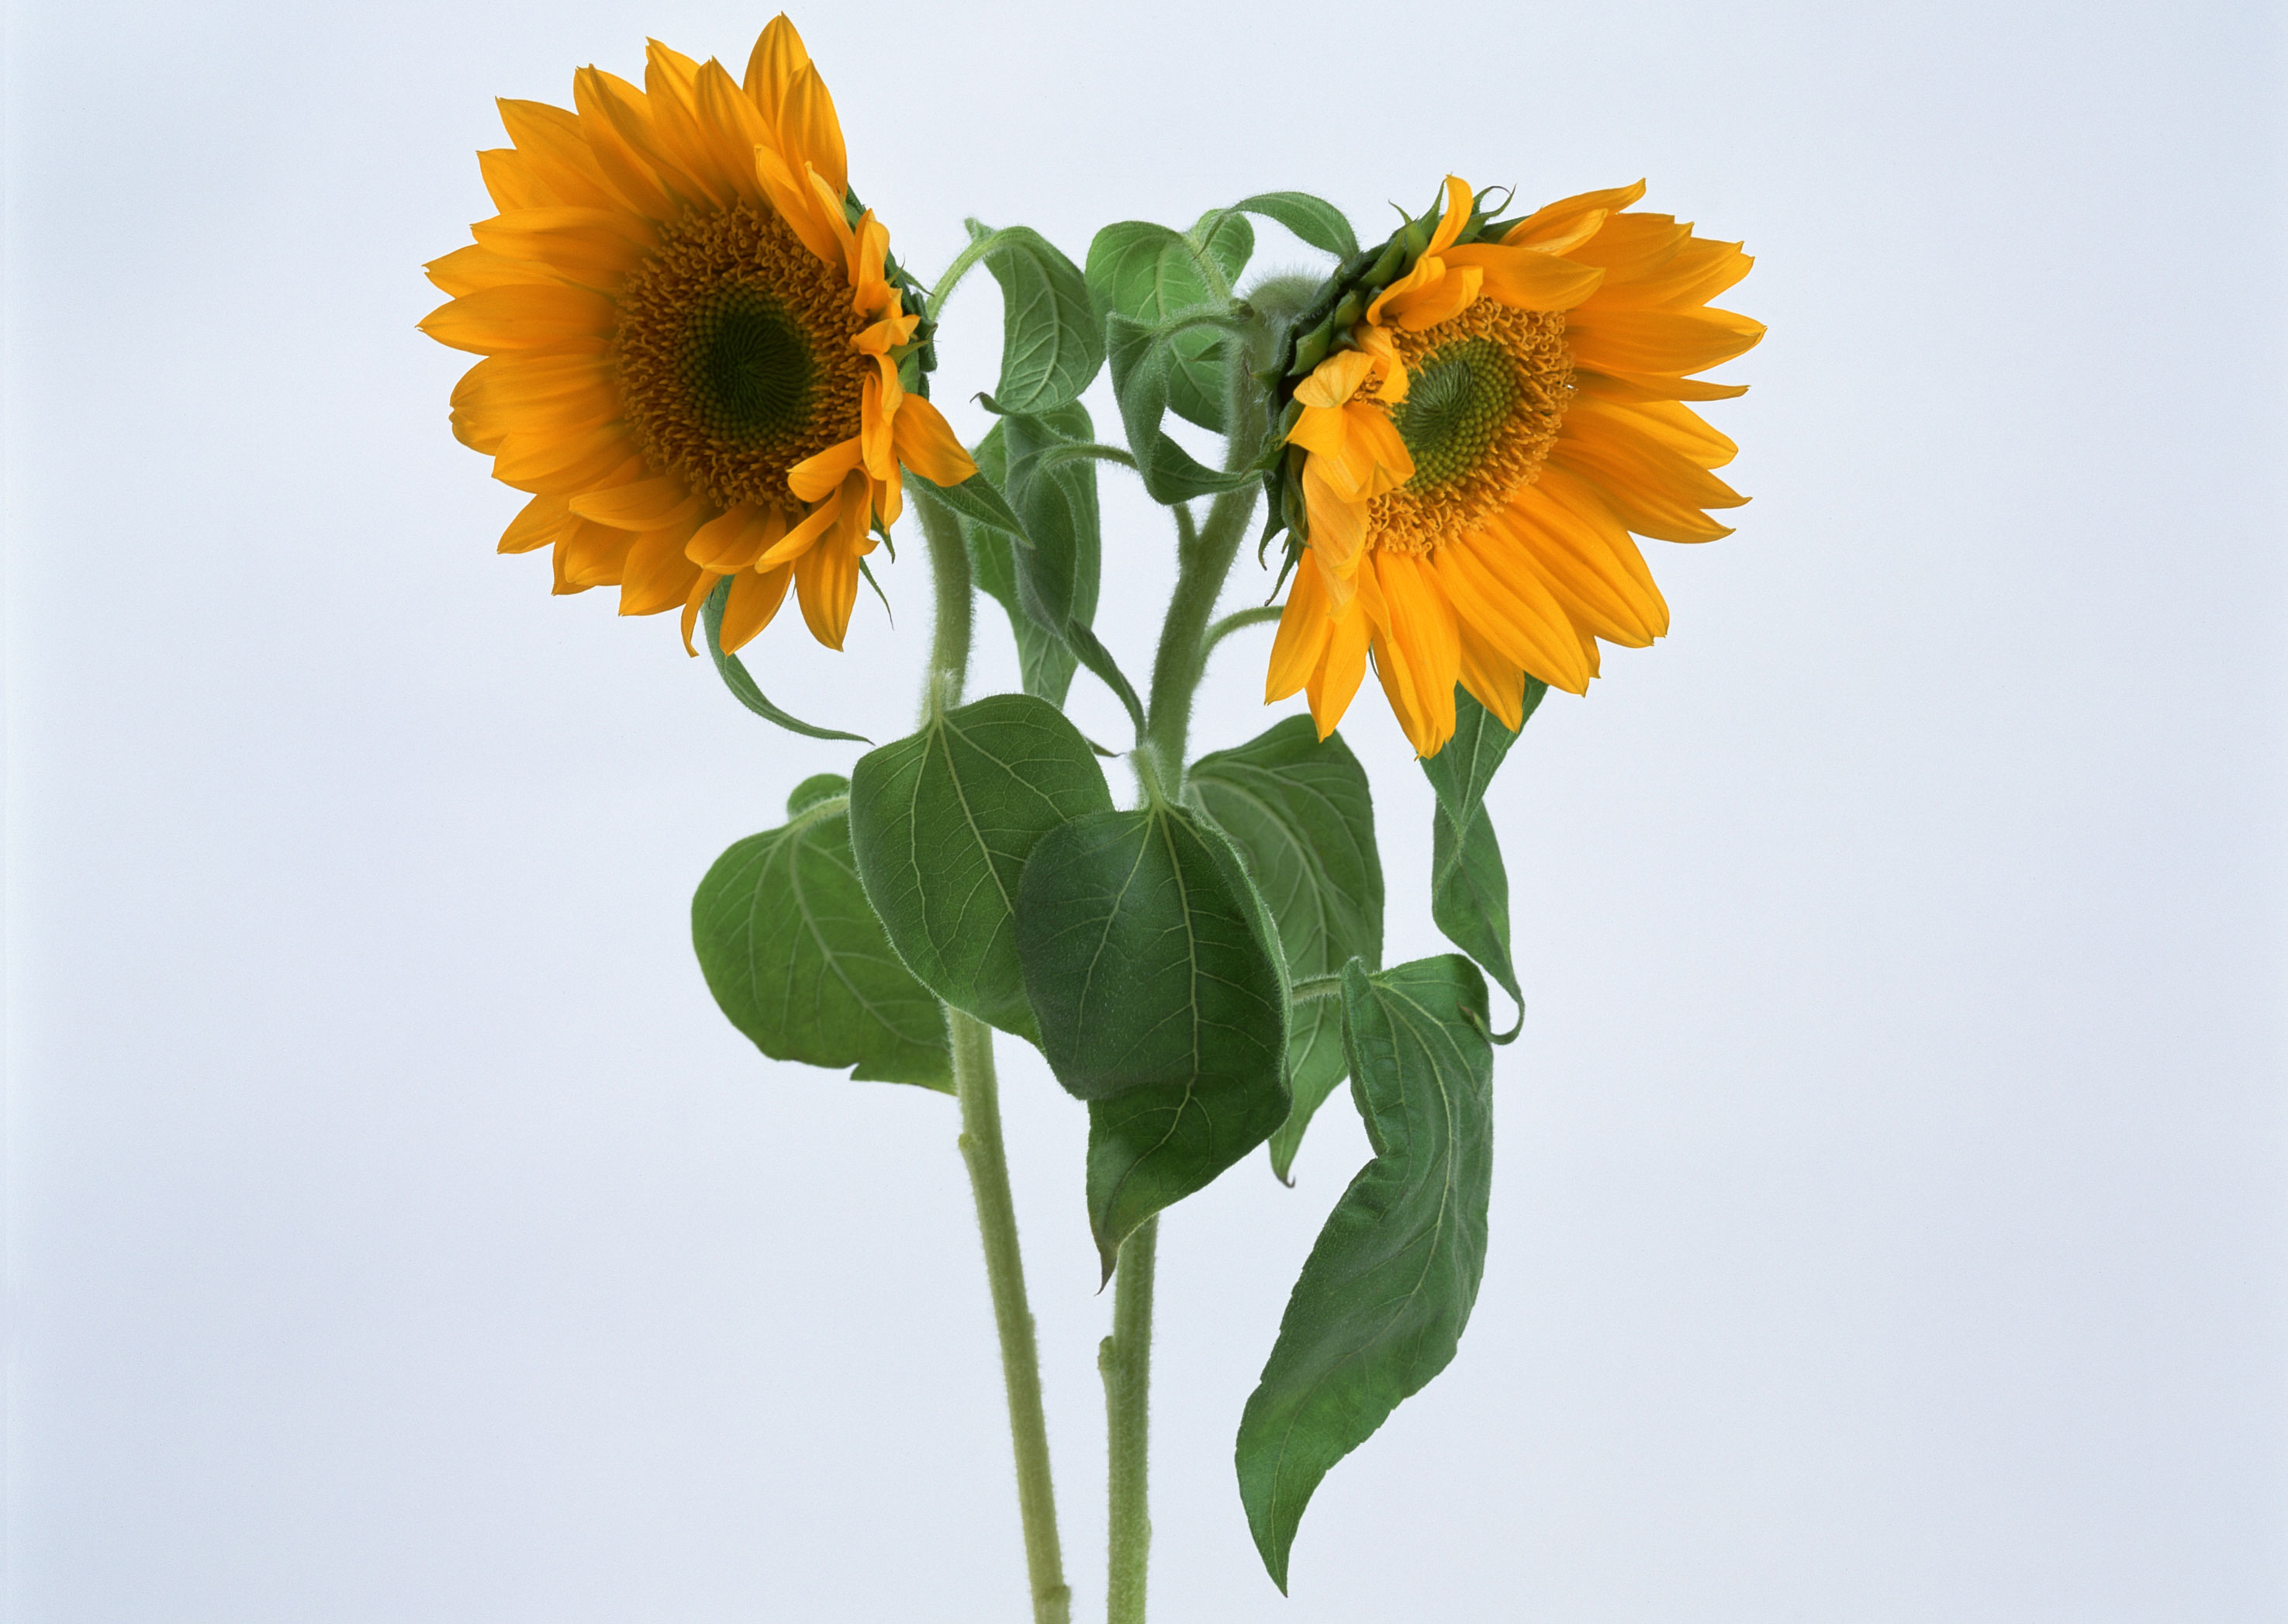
(419, 16, 976, 655)
(1263, 174, 1761, 755)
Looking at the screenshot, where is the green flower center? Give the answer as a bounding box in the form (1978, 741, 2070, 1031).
(1388, 337, 1523, 492)
(679, 282, 816, 446)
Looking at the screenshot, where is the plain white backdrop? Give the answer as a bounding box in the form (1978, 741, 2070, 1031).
(5, 0, 2283, 1618)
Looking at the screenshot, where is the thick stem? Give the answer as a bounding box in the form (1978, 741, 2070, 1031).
(1139, 407, 1267, 792)
(922, 493, 1067, 1622)
(1101, 1218, 1159, 1624)
(914, 487, 974, 721)
(952, 1012, 1072, 1624)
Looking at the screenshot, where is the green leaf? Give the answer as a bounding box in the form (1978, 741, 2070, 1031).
(1419, 682, 1543, 829)
(1418, 684, 1544, 1035)
(1104, 312, 1270, 504)
(1001, 406, 1103, 641)
(908, 461, 1030, 548)
(700, 579, 871, 744)
(1014, 807, 1291, 1271)
(691, 787, 950, 1091)
(1085, 213, 1254, 433)
(1236, 955, 1496, 1591)
(950, 423, 1078, 706)
(1184, 719, 1384, 1181)
(1432, 803, 1523, 1037)
(1229, 191, 1360, 261)
(848, 695, 1115, 1045)
(969, 220, 1104, 414)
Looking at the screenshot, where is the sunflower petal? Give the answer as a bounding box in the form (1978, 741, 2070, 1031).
(1439, 242, 1604, 311)
(721, 561, 795, 653)
(890, 394, 978, 485)
(788, 436, 866, 503)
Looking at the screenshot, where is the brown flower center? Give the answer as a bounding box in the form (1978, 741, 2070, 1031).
(1366, 302, 1572, 555)
(613, 201, 866, 511)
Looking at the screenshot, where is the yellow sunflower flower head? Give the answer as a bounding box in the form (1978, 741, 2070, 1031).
(419, 15, 978, 657)
(1260, 174, 1763, 756)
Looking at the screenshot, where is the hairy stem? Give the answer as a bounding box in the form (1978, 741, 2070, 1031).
(1139, 400, 1267, 793)
(923, 495, 1068, 1623)
(914, 488, 975, 721)
(953, 1012, 1072, 1624)
(1101, 1218, 1159, 1624)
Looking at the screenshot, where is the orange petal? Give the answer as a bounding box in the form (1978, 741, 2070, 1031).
(1367, 551, 1460, 756)
(788, 436, 865, 504)
(890, 394, 977, 485)
(793, 471, 871, 649)
(419, 284, 615, 354)
(1266, 553, 1335, 703)
(569, 475, 700, 531)
(1440, 242, 1605, 312)
(1566, 305, 1765, 377)
(1501, 181, 1649, 252)
(569, 68, 676, 220)
(1426, 174, 1474, 256)
(493, 98, 620, 212)
(1381, 262, 1483, 330)
(687, 503, 783, 571)
(1455, 619, 1529, 731)
(743, 15, 811, 110)
(1294, 349, 1376, 409)
(499, 493, 572, 555)
(778, 62, 848, 198)
(680, 569, 723, 654)
(1300, 456, 1370, 586)
(720, 561, 795, 653)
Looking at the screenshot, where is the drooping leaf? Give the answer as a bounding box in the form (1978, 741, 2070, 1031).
(700, 579, 870, 743)
(1001, 406, 1104, 647)
(1185, 719, 1384, 1180)
(1104, 311, 1269, 504)
(692, 782, 950, 1090)
(1227, 191, 1360, 261)
(1014, 807, 1290, 1273)
(848, 695, 1115, 1045)
(1419, 682, 1543, 1035)
(1432, 803, 1522, 1033)
(1419, 682, 1541, 830)
(969, 220, 1104, 414)
(1236, 955, 1496, 1591)
(949, 423, 1074, 703)
(1085, 213, 1254, 433)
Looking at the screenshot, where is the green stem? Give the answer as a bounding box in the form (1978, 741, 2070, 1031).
(914, 486, 974, 721)
(952, 1012, 1072, 1624)
(925, 229, 998, 322)
(1101, 1218, 1159, 1624)
(922, 494, 1069, 1624)
(1139, 407, 1267, 793)
(1199, 605, 1284, 665)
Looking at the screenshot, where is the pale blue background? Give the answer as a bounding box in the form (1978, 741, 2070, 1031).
(5, 0, 2283, 1619)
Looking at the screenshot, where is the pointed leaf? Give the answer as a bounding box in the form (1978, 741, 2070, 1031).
(692, 786, 950, 1090)
(1419, 681, 1542, 829)
(1432, 803, 1523, 1035)
(1185, 718, 1384, 1180)
(1229, 191, 1360, 261)
(1086, 215, 1253, 433)
(1014, 807, 1291, 1270)
(1419, 682, 1543, 1029)
(1104, 312, 1267, 503)
(848, 696, 1115, 1045)
(970, 220, 1104, 413)
(1236, 955, 1496, 1591)
(700, 579, 870, 743)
